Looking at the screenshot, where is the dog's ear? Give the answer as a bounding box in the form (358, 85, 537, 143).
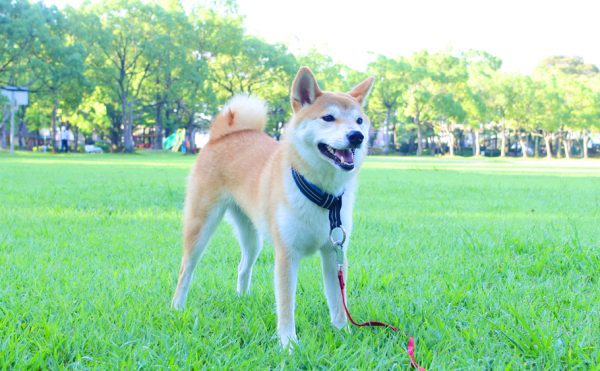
(348, 76, 375, 107)
(291, 67, 322, 113)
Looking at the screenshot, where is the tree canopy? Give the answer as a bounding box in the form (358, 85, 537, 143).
(1, 0, 598, 157)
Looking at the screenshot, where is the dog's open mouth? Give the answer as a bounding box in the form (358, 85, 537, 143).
(318, 143, 355, 171)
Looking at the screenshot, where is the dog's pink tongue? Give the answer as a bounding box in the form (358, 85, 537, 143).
(335, 149, 354, 163)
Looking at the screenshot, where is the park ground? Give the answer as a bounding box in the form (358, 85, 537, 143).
(1, 152, 599, 369)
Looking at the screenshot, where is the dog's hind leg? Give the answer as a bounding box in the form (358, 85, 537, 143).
(227, 206, 262, 295)
(172, 199, 227, 309)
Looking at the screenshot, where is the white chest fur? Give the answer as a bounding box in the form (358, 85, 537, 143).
(275, 172, 356, 257)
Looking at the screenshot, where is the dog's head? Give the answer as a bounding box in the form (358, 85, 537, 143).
(286, 67, 375, 177)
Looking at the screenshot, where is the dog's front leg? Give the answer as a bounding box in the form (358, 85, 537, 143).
(320, 247, 348, 329)
(274, 247, 300, 348)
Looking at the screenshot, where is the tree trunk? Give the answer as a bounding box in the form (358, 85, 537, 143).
(448, 131, 455, 156)
(74, 126, 79, 152)
(1, 107, 9, 148)
(390, 122, 397, 151)
(563, 132, 571, 159)
(9, 104, 15, 154)
(415, 113, 424, 156)
(430, 137, 437, 155)
(534, 136, 539, 158)
(51, 98, 58, 152)
(121, 93, 129, 152)
(18, 116, 26, 149)
(544, 134, 552, 159)
(582, 131, 589, 159)
(123, 99, 134, 153)
(384, 107, 392, 153)
(555, 132, 562, 159)
(472, 129, 480, 156)
(519, 134, 528, 158)
(500, 125, 506, 157)
(165, 108, 171, 135)
(110, 120, 120, 151)
(416, 120, 423, 156)
(408, 135, 415, 154)
(186, 112, 196, 154)
(154, 99, 164, 150)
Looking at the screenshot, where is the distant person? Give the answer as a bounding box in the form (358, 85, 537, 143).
(60, 124, 69, 152)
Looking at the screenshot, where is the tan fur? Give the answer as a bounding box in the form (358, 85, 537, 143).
(172, 67, 375, 347)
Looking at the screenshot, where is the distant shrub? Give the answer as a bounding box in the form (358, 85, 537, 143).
(369, 147, 385, 155)
(398, 143, 411, 154)
(456, 149, 473, 156)
(96, 142, 111, 153)
(484, 149, 501, 157)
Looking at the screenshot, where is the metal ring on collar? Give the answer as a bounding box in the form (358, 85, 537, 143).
(329, 226, 346, 246)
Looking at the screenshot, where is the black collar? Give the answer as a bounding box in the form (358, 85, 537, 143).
(291, 168, 344, 231)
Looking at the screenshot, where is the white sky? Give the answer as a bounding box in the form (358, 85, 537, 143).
(236, 0, 600, 74)
(47, 0, 600, 74)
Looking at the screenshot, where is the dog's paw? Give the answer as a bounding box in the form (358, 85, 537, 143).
(279, 332, 298, 352)
(171, 298, 184, 311)
(331, 314, 348, 329)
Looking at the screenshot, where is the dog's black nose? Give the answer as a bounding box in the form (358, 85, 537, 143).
(347, 131, 364, 147)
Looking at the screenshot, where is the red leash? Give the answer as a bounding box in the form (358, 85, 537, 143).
(337, 269, 426, 370)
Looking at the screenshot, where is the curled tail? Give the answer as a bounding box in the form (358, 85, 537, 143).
(209, 95, 268, 142)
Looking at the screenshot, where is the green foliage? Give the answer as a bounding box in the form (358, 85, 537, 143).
(0, 0, 48, 83)
(368, 55, 411, 124)
(1, 153, 599, 368)
(537, 56, 599, 76)
(1, 0, 599, 154)
(298, 50, 358, 92)
(62, 90, 111, 135)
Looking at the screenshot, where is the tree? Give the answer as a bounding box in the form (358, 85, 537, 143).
(488, 74, 518, 157)
(562, 78, 598, 158)
(299, 50, 357, 92)
(462, 50, 502, 156)
(0, 0, 52, 149)
(208, 35, 297, 135)
(505, 76, 542, 158)
(61, 88, 111, 143)
(538, 56, 599, 76)
(368, 55, 410, 152)
(534, 79, 566, 158)
(209, 36, 297, 96)
(535, 56, 600, 158)
(403, 51, 468, 156)
(30, 5, 88, 151)
(82, 0, 157, 152)
(403, 51, 437, 156)
(0, 0, 47, 84)
(142, 3, 195, 149)
(432, 92, 466, 156)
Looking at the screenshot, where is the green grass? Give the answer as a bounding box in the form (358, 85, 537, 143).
(1, 151, 599, 369)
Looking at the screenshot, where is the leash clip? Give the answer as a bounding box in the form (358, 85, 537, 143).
(334, 244, 344, 268)
(329, 226, 346, 246)
(330, 226, 346, 268)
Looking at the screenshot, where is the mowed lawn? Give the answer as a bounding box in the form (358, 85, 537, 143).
(1, 152, 599, 369)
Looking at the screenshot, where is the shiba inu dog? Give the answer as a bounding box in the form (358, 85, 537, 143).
(171, 67, 375, 347)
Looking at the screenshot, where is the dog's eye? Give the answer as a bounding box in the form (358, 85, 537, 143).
(321, 114, 335, 122)
(356, 117, 363, 125)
